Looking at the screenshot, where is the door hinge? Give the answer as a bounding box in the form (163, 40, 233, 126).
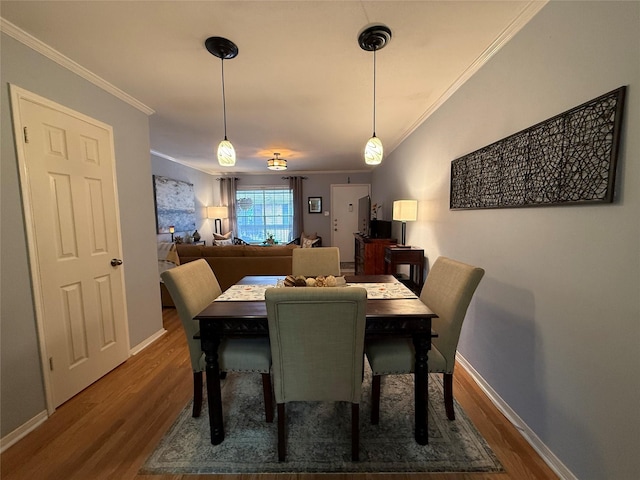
(49, 357, 54, 371)
(23, 126, 29, 144)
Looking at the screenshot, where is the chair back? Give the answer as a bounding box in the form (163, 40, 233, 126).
(265, 287, 367, 404)
(161, 259, 222, 371)
(291, 247, 341, 277)
(420, 257, 484, 372)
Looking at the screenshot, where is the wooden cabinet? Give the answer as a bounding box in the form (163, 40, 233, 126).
(354, 234, 396, 275)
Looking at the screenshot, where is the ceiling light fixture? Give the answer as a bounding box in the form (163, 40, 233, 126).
(267, 152, 287, 171)
(205, 36, 239, 167)
(358, 25, 391, 166)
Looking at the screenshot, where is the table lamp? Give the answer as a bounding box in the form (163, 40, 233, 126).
(207, 206, 228, 234)
(392, 200, 418, 247)
(168, 225, 175, 242)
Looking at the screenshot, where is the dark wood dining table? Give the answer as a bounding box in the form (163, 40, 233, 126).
(194, 274, 437, 446)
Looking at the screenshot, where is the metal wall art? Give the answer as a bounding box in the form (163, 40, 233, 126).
(450, 86, 626, 210)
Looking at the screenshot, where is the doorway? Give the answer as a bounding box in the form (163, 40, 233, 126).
(330, 184, 371, 267)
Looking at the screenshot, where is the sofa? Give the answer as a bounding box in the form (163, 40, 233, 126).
(175, 244, 298, 291)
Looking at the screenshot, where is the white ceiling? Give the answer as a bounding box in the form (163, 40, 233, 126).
(1, 1, 543, 175)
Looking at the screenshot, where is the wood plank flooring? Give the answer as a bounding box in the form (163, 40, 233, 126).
(1, 308, 558, 480)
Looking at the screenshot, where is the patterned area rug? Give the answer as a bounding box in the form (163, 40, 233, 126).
(141, 365, 503, 474)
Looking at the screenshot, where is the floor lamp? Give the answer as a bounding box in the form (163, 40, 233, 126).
(207, 206, 228, 234)
(392, 200, 418, 247)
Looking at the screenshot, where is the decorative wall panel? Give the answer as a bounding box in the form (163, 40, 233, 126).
(450, 87, 626, 210)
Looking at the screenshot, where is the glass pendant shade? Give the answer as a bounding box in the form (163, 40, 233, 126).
(364, 135, 384, 165)
(217, 139, 236, 166)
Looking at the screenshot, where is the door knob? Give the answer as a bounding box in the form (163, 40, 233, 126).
(110, 258, 123, 267)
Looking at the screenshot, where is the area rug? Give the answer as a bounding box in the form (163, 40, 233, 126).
(141, 365, 503, 474)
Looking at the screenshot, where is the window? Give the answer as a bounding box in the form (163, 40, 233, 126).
(235, 187, 293, 244)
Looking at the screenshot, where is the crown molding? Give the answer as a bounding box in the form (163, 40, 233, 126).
(392, 0, 549, 150)
(1, 17, 155, 115)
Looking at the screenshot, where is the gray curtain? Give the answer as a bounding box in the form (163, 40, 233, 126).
(219, 177, 238, 236)
(289, 176, 304, 239)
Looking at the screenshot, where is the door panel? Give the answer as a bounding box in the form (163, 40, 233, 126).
(330, 184, 370, 264)
(12, 86, 129, 408)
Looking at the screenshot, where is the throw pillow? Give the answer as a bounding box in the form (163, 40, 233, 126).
(213, 231, 232, 240)
(214, 238, 234, 246)
(165, 244, 180, 265)
(301, 231, 318, 241)
(302, 237, 319, 248)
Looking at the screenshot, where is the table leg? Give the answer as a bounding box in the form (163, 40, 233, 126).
(200, 324, 224, 445)
(413, 334, 430, 445)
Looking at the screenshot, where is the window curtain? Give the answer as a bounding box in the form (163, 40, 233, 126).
(218, 177, 238, 236)
(288, 176, 304, 238)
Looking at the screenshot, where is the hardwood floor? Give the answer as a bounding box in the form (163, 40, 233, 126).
(1, 308, 558, 480)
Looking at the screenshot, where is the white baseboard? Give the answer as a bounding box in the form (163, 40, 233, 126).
(456, 353, 577, 480)
(129, 328, 167, 356)
(0, 410, 48, 453)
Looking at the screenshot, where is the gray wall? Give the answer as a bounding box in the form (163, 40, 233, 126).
(371, 2, 639, 479)
(1, 33, 163, 436)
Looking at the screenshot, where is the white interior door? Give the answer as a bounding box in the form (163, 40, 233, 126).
(11, 86, 129, 409)
(330, 184, 370, 264)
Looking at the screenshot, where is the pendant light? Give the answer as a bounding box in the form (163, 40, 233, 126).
(205, 36, 238, 167)
(267, 152, 287, 171)
(358, 25, 391, 166)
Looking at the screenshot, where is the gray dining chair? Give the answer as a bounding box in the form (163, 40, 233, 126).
(365, 256, 484, 422)
(161, 259, 273, 422)
(291, 247, 341, 277)
(265, 287, 368, 461)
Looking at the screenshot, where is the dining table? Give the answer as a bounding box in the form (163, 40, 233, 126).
(194, 274, 437, 446)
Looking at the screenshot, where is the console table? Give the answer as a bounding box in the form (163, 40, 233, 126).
(384, 246, 425, 294)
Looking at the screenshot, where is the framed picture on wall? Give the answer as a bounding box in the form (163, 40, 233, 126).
(153, 175, 196, 233)
(308, 196, 322, 214)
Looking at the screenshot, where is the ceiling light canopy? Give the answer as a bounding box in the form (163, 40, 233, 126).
(205, 36, 238, 167)
(267, 153, 287, 171)
(358, 25, 391, 166)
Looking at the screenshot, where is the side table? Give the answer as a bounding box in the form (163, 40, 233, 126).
(384, 247, 425, 294)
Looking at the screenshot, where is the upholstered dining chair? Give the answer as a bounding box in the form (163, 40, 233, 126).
(161, 259, 273, 422)
(365, 256, 484, 423)
(265, 287, 368, 461)
(291, 246, 341, 277)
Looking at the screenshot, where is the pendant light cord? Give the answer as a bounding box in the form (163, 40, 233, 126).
(372, 48, 377, 137)
(221, 58, 228, 140)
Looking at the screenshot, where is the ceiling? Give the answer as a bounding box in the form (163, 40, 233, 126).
(1, 1, 542, 175)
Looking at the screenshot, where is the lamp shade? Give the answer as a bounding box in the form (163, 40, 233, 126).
(393, 200, 418, 222)
(364, 135, 384, 165)
(207, 206, 228, 219)
(217, 139, 236, 166)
